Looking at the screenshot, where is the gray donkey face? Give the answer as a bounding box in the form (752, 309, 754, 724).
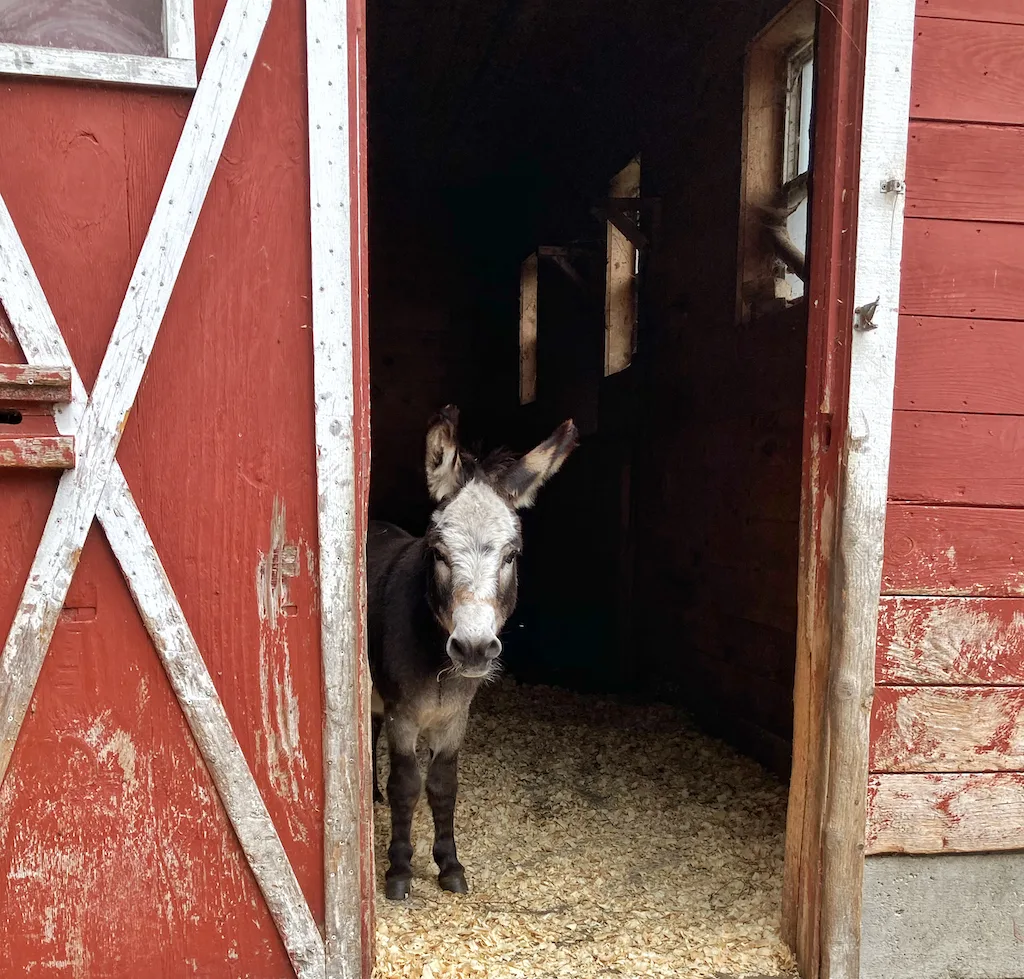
(423, 405, 579, 678)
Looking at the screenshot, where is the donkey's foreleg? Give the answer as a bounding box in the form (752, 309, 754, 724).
(371, 712, 384, 804)
(384, 718, 421, 901)
(426, 712, 469, 894)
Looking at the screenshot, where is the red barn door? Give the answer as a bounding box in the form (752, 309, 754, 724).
(0, 0, 372, 975)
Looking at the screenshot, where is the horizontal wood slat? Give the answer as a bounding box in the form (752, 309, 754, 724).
(872, 686, 1024, 771)
(889, 411, 1024, 506)
(901, 220, 1024, 320)
(0, 435, 74, 468)
(867, 772, 1024, 853)
(911, 18, 1024, 124)
(883, 505, 1024, 596)
(0, 364, 73, 403)
(894, 316, 1024, 414)
(878, 597, 1024, 684)
(907, 123, 1024, 222)
(918, 0, 1024, 26)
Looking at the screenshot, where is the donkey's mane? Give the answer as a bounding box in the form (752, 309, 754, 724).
(458, 445, 520, 483)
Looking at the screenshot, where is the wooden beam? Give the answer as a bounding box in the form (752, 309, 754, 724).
(539, 247, 589, 294)
(0, 434, 74, 468)
(307, 0, 373, 969)
(519, 253, 538, 405)
(867, 772, 1024, 854)
(0, 364, 72, 403)
(819, 2, 916, 978)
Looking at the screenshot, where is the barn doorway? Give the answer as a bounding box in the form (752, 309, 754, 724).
(364, 0, 836, 975)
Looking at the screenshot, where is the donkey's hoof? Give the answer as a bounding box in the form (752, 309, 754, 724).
(385, 875, 412, 901)
(438, 870, 468, 895)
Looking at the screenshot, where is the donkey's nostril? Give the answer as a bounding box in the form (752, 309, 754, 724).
(483, 637, 502, 660)
(447, 636, 468, 662)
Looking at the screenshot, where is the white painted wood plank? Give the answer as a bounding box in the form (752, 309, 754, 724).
(306, 0, 367, 974)
(0, 42, 196, 89)
(0, 0, 271, 794)
(820, 2, 917, 978)
(0, 191, 326, 979)
(164, 0, 197, 63)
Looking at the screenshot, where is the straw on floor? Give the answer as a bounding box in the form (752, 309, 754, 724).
(371, 678, 798, 979)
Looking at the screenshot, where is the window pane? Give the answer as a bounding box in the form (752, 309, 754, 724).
(785, 196, 808, 299)
(0, 0, 164, 58)
(798, 57, 813, 174)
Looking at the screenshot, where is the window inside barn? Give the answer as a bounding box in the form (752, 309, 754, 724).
(0, 0, 196, 87)
(604, 154, 640, 377)
(736, 0, 816, 321)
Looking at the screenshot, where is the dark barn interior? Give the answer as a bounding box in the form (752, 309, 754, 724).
(366, 0, 811, 779)
(366, 0, 818, 973)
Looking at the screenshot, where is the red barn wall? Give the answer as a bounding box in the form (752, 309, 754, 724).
(863, 2, 1024, 976)
(0, 0, 324, 974)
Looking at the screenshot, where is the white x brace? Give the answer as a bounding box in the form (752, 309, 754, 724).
(0, 1, 326, 976)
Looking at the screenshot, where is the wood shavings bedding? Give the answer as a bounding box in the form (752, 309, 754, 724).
(371, 678, 798, 979)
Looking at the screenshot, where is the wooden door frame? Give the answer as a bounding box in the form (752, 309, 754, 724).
(784, 2, 915, 978)
(307, 0, 375, 972)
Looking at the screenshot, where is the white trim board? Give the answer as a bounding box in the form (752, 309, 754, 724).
(819, 1, 916, 978)
(305, 0, 367, 973)
(0, 0, 197, 90)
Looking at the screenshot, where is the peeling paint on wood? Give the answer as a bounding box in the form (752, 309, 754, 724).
(0, 0, 272, 805)
(0, 0, 332, 972)
(878, 597, 1024, 685)
(872, 686, 1024, 772)
(883, 504, 1024, 596)
(0, 364, 72, 403)
(867, 772, 1024, 854)
(255, 496, 307, 830)
(0, 435, 74, 469)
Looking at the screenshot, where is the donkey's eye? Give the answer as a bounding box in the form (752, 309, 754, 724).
(503, 551, 519, 567)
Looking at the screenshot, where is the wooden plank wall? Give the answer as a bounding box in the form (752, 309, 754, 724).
(628, 0, 805, 777)
(867, 0, 1024, 856)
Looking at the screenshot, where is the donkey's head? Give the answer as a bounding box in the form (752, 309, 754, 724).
(423, 405, 578, 678)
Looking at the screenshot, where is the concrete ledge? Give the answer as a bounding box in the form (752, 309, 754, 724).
(862, 852, 1024, 979)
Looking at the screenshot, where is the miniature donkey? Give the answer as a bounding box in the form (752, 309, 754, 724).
(367, 405, 578, 900)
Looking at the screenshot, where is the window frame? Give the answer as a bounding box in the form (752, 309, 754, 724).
(0, 0, 197, 89)
(736, 0, 816, 322)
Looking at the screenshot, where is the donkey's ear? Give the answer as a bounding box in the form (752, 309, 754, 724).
(500, 419, 579, 509)
(425, 404, 464, 502)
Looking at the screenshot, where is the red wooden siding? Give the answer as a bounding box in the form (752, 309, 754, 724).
(0, 0, 324, 972)
(894, 317, 1024, 414)
(918, 0, 1024, 26)
(878, 597, 1024, 685)
(871, 2, 1024, 854)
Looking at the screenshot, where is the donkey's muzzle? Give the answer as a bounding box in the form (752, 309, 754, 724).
(447, 634, 502, 676)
